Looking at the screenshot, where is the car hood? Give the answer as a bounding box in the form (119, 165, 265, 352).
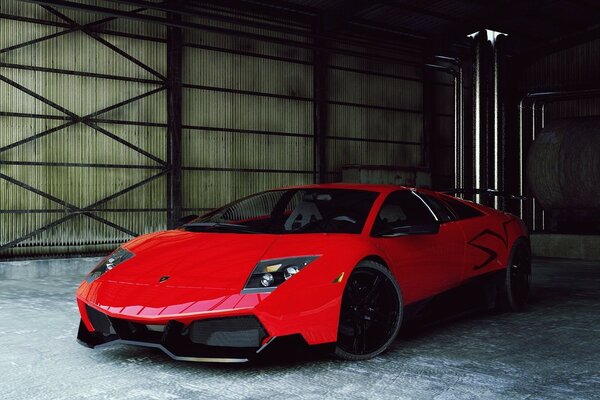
(100, 229, 357, 288)
(100, 230, 279, 290)
(80, 230, 370, 317)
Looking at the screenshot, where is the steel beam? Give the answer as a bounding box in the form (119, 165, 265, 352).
(0, 171, 140, 242)
(0, 74, 166, 164)
(520, 23, 600, 65)
(0, 171, 166, 250)
(422, 66, 435, 171)
(313, 18, 328, 184)
(166, 1, 183, 229)
(470, 31, 507, 207)
(16, 0, 425, 68)
(0, 62, 162, 85)
(0, 7, 147, 55)
(40, 5, 166, 81)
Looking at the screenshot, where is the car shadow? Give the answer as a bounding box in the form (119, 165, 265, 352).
(94, 279, 584, 369)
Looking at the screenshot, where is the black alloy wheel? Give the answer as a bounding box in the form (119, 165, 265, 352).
(334, 260, 403, 360)
(498, 240, 532, 311)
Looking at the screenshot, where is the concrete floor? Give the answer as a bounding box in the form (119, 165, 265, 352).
(0, 258, 598, 400)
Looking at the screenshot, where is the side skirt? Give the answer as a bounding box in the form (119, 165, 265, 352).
(403, 268, 506, 327)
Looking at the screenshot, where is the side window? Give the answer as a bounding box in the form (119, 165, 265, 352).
(372, 190, 437, 235)
(419, 194, 455, 222)
(440, 196, 485, 219)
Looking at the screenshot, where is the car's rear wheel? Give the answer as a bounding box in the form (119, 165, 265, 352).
(334, 260, 403, 360)
(497, 239, 532, 311)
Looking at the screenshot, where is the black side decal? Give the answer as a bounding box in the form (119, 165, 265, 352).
(467, 219, 515, 270)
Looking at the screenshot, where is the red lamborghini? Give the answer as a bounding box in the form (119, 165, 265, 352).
(76, 184, 531, 362)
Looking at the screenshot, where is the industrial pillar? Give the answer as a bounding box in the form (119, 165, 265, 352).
(313, 18, 328, 184)
(471, 30, 507, 207)
(166, 3, 183, 228)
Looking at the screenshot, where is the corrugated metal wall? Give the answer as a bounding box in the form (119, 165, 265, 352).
(180, 14, 314, 212)
(0, 1, 454, 258)
(327, 53, 424, 179)
(431, 69, 459, 189)
(0, 1, 167, 257)
(524, 38, 600, 119)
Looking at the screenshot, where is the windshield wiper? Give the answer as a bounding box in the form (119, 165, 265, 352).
(183, 222, 259, 233)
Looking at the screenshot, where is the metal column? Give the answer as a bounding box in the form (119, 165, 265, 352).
(422, 67, 435, 171)
(313, 18, 328, 183)
(471, 30, 506, 207)
(166, 2, 183, 228)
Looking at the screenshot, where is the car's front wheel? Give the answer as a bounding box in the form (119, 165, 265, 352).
(334, 260, 403, 360)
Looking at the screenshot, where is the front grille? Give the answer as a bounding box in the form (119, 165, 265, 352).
(188, 316, 266, 348)
(80, 306, 268, 359)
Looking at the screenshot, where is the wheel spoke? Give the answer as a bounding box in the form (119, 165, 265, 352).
(347, 279, 362, 304)
(509, 248, 531, 305)
(360, 320, 368, 354)
(362, 275, 383, 305)
(351, 324, 361, 353)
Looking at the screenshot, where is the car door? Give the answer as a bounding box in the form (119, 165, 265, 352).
(370, 190, 464, 304)
(439, 195, 510, 280)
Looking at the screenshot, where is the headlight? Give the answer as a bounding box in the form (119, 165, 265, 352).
(242, 256, 319, 294)
(86, 247, 135, 283)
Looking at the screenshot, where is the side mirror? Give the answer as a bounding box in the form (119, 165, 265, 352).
(376, 222, 440, 237)
(177, 214, 199, 227)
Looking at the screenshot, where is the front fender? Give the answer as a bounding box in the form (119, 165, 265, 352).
(255, 235, 385, 345)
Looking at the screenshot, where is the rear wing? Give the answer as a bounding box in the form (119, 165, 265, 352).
(442, 188, 527, 201)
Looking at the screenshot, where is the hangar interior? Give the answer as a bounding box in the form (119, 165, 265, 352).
(0, 1, 599, 399)
(1, 0, 600, 259)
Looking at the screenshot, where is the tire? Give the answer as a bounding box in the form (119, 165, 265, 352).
(334, 260, 403, 361)
(497, 239, 532, 312)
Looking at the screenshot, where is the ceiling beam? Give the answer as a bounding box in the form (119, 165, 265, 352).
(101, 0, 315, 37)
(18, 0, 427, 66)
(426, 0, 539, 52)
(185, 0, 316, 23)
(518, 22, 600, 65)
(320, 0, 381, 32)
(564, 0, 600, 12)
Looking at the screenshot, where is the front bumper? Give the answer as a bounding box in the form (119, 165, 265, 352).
(78, 305, 273, 362)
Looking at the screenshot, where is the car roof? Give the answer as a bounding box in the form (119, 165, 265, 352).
(275, 183, 413, 193)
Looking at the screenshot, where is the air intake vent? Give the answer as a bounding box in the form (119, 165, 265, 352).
(188, 316, 266, 348)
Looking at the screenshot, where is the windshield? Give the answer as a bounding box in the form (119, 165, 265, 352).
(184, 188, 379, 234)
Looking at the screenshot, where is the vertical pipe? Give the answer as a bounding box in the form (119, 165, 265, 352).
(531, 100, 544, 232)
(473, 30, 496, 202)
(166, 2, 183, 228)
(473, 37, 481, 202)
(458, 63, 464, 190)
(453, 72, 460, 189)
(492, 38, 500, 209)
(433, 55, 463, 190)
(313, 18, 328, 183)
(518, 98, 525, 219)
(429, 58, 461, 190)
(541, 103, 546, 230)
(423, 66, 435, 175)
(531, 100, 536, 231)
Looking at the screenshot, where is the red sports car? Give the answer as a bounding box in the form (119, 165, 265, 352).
(76, 184, 531, 362)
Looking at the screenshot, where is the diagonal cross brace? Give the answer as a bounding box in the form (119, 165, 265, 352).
(0, 7, 148, 55)
(41, 5, 166, 81)
(0, 74, 166, 165)
(0, 170, 167, 250)
(0, 171, 139, 238)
